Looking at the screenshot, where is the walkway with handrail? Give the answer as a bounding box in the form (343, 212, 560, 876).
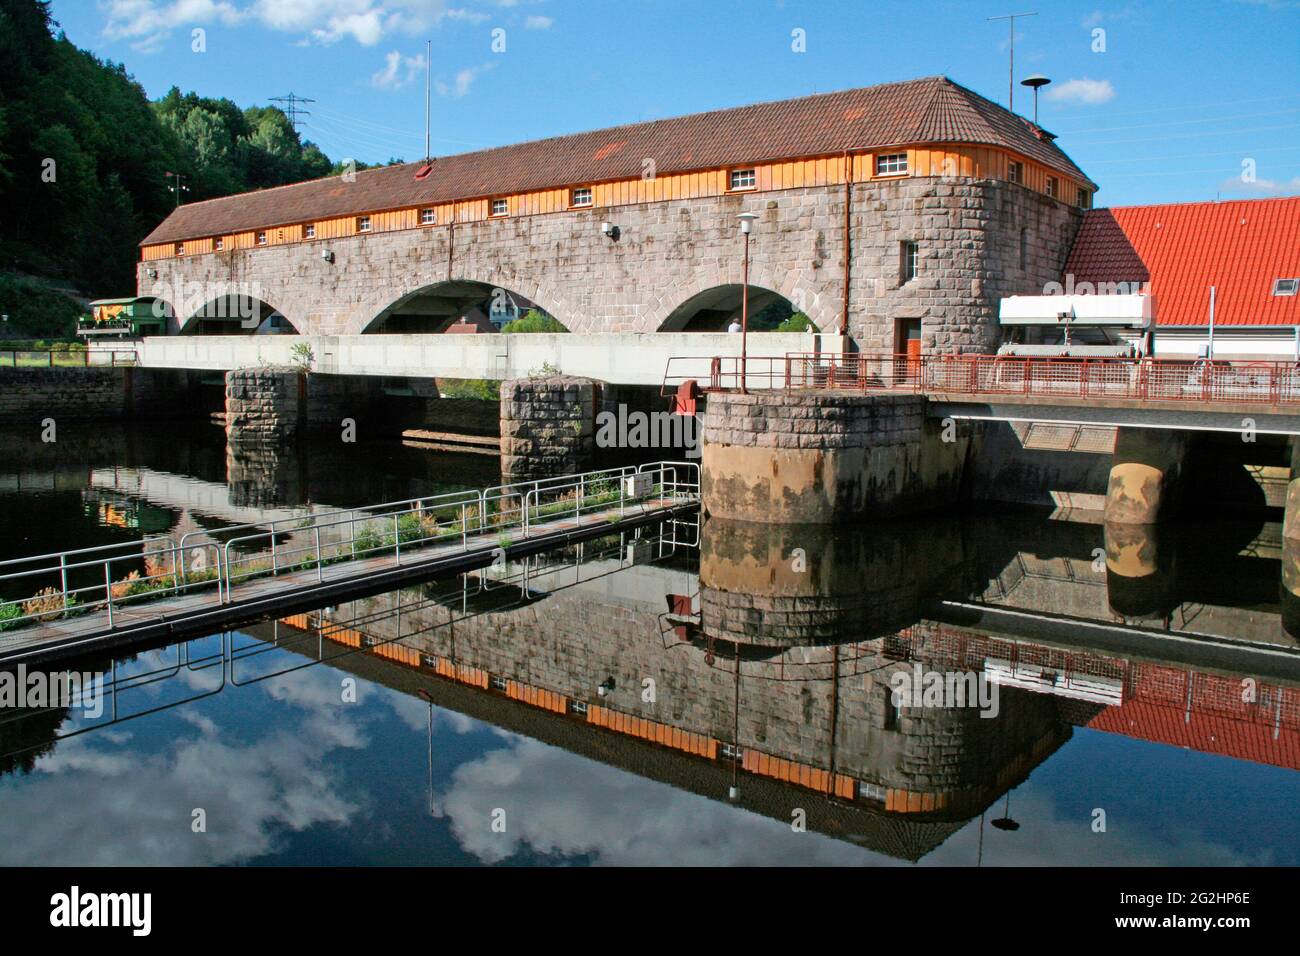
(663, 353, 1300, 408)
(0, 461, 700, 665)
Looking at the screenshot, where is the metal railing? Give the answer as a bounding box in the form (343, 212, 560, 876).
(0, 348, 138, 368)
(671, 352, 1300, 407)
(0, 461, 700, 637)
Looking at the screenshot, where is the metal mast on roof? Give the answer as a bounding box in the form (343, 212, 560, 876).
(987, 12, 1037, 113)
(424, 39, 432, 164)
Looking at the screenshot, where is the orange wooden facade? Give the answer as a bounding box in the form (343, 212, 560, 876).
(142, 143, 1093, 262)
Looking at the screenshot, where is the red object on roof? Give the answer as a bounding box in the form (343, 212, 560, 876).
(1064, 197, 1300, 327)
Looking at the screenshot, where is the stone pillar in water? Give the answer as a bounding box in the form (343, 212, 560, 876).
(1103, 428, 1188, 524)
(699, 391, 968, 523)
(499, 376, 596, 483)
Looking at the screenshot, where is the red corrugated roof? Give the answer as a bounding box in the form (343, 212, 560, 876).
(1065, 197, 1300, 327)
(142, 75, 1094, 246)
(1087, 698, 1300, 770)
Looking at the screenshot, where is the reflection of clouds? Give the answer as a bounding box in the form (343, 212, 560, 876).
(920, 788, 1276, 867)
(433, 737, 1280, 868)
(0, 664, 404, 866)
(432, 737, 871, 866)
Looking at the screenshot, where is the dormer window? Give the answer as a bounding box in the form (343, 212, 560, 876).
(570, 186, 593, 207)
(1275, 278, 1299, 297)
(357, 215, 371, 232)
(491, 198, 508, 217)
(876, 153, 908, 176)
(728, 168, 757, 190)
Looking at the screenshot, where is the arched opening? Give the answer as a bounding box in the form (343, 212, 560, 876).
(179, 295, 297, 336)
(657, 284, 810, 333)
(364, 281, 566, 334)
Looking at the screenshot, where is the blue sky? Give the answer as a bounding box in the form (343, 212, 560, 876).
(48, 0, 1300, 207)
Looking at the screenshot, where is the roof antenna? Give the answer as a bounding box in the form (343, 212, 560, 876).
(424, 39, 431, 164)
(987, 12, 1037, 113)
(1020, 74, 1051, 124)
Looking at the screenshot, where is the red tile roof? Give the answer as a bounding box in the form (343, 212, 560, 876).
(1064, 197, 1300, 327)
(1087, 698, 1300, 771)
(142, 75, 1094, 246)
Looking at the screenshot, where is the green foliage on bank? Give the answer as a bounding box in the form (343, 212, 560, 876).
(501, 310, 568, 334)
(0, 0, 347, 297)
(0, 274, 83, 339)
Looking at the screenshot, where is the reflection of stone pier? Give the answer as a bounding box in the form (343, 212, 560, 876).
(698, 516, 965, 646)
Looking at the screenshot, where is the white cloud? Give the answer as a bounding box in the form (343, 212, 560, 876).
(1045, 77, 1117, 105)
(524, 14, 552, 29)
(435, 62, 494, 98)
(372, 49, 428, 89)
(1217, 175, 1300, 197)
(100, 0, 527, 50)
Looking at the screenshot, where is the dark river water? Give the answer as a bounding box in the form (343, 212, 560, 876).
(1, 422, 1297, 866)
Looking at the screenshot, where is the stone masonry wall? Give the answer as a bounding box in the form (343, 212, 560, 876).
(0, 367, 204, 425)
(141, 177, 1081, 354)
(500, 376, 596, 482)
(225, 369, 384, 444)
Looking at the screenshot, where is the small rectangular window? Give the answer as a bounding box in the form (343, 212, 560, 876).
(491, 198, 508, 216)
(1077, 188, 1090, 208)
(420, 208, 435, 225)
(489, 675, 508, 691)
(175, 242, 185, 256)
(1275, 278, 1299, 296)
(567, 699, 589, 716)
(720, 742, 744, 760)
(901, 241, 919, 283)
(728, 168, 756, 190)
(214, 237, 224, 250)
(570, 186, 593, 207)
(1046, 177, 1058, 199)
(1007, 161, 1023, 184)
(1019, 228, 1028, 271)
(883, 686, 900, 730)
(876, 153, 909, 176)
(256, 231, 267, 246)
(357, 215, 371, 232)
(305, 224, 316, 239)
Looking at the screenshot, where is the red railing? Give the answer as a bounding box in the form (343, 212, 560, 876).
(774, 353, 1300, 407)
(660, 355, 792, 395)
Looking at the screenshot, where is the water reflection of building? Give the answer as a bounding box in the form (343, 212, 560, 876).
(251, 518, 1294, 860)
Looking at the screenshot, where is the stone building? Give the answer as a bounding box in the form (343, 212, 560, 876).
(138, 75, 1095, 356)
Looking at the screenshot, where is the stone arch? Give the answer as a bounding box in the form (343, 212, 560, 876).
(646, 267, 835, 334)
(177, 292, 299, 336)
(345, 275, 583, 336)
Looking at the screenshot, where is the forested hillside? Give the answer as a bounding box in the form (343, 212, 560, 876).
(0, 0, 350, 328)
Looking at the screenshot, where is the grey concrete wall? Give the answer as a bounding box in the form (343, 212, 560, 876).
(141, 177, 1081, 354)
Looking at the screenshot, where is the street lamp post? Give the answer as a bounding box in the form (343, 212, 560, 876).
(737, 213, 758, 393)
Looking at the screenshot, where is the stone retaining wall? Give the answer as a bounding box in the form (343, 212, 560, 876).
(0, 367, 205, 426)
